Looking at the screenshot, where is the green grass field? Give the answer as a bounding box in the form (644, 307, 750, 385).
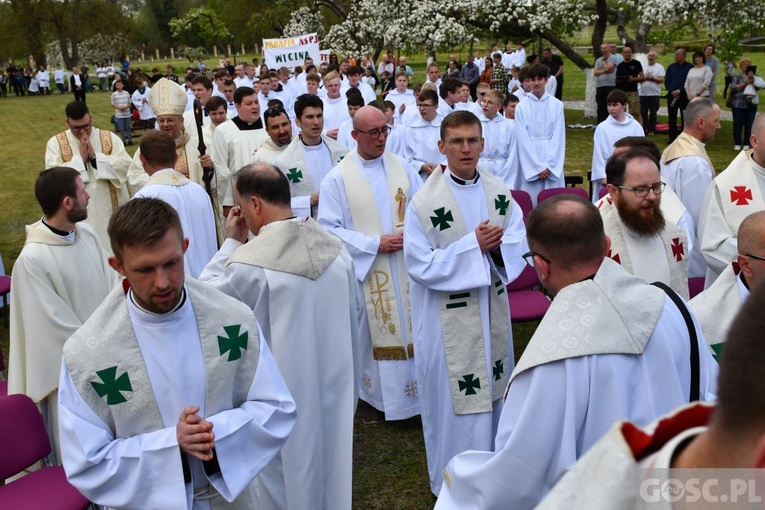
(0, 50, 761, 508)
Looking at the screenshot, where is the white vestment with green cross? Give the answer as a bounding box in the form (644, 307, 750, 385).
(404, 166, 528, 495)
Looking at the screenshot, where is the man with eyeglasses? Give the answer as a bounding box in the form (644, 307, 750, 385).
(698, 113, 765, 282)
(319, 105, 423, 423)
(600, 148, 691, 299)
(404, 110, 528, 496)
(253, 106, 293, 166)
(275, 93, 348, 219)
(692, 210, 765, 357)
(404, 89, 445, 180)
(45, 100, 131, 251)
(437, 194, 717, 510)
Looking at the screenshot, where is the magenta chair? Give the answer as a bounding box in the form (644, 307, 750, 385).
(0, 342, 6, 397)
(688, 277, 705, 299)
(510, 189, 533, 225)
(598, 186, 609, 200)
(507, 265, 551, 322)
(538, 187, 590, 204)
(0, 394, 90, 510)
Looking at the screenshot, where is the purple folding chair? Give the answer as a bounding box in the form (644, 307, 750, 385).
(0, 394, 90, 510)
(0, 342, 6, 397)
(510, 189, 533, 225)
(598, 186, 609, 200)
(688, 277, 705, 299)
(0, 275, 9, 326)
(537, 186, 590, 204)
(507, 265, 551, 322)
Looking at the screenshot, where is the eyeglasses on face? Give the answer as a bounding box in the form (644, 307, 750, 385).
(616, 182, 666, 197)
(355, 125, 392, 139)
(445, 137, 481, 149)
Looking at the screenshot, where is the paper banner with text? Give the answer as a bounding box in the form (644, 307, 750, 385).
(263, 33, 321, 70)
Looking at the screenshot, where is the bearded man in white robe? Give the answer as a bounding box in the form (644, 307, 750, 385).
(252, 106, 292, 166)
(437, 194, 718, 510)
(10, 167, 118, 465)
(199, 164, 359, 510)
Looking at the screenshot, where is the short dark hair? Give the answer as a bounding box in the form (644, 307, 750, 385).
(233, 86, 256, 105)
(223, 79, 235, 88)
(346, 65, 362, 76)
(234, 164, 291, 207)
(418, 89, 439, 106)
(347, 93, 365, 108)
(504, 94, 520, 107)
(213, 69, 228, 80)
(140, 130, 176, 168)
(65, 101, 89, 120)
(205, 95, 227, 112)
(605, 148, 660, 186)
(527, 63, 549, 79)
(35, 167, 80, 216)
(613, 136, 661, 162)
(382, 100, 395, 112)
(439, 77, 462, 99)
(606, 89, 629, 105)
(527, 195, 606, 266)
(264, 106, 288, 127)
(266, 98, 285, 109)
(440, 110, 482, 141)
(692, 50, 705, 63)
(108, 198, 183, 260)
(191, 76, 213, 90)
(295, 93, 324, 120)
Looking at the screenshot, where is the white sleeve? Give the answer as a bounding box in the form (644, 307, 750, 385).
(212, 128, 234, 207)
(671, 157, 714, 227)
(545, 102, 566, 178)
(198, 238, 247, 302)
(515, 105, 544, 181)
(698, 182, 738, 275)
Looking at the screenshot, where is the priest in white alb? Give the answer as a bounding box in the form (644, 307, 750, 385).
(274, 93, 348, 219)
(58, 198, 296, 509)
(45, 101, 131, 251)
(404, 111, 528, 495)
(252, 106, 292, 166)
(319, 105, 423, 421)
(437, 194, 718, 510)
(10, 167, 118, 464)
(199, 164, 359, 510)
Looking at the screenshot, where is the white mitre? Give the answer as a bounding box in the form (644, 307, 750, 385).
(149, 77, 187, 116)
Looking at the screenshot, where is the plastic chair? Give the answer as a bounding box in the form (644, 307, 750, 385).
(598, 186, 609, 200)
(0, 342, 7, 397)
(0, 275, 10, 325)
(510, 189, 533, 225)
(507, 265, 551, 322)
(537, 187, 590, 204)
(0, 394, 90, 510)
(688, 277, 705, 299)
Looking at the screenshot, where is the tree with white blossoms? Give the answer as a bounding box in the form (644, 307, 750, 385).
(282, 6, 326, 39)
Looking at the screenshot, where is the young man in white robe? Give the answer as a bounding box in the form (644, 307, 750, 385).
(212, 86, 268, 212)
(599, 148, 691, 298)
(274, 93, 348, 219)
(341, 65, 377, 105)
(382, 100, 406, 157)
(590, 89, 645, 202)
(319, 106, 423, 421)
(437, 194, 718, 510)
(199, 164, 359, 510)
(321, 71, 350, 140)
(337, 91, 365, 149)
(453, 82, 483, 117)
(514, 64, 566, 205)
(698, 113, 765, 281)
(10, 167, 118, 464)
(404, 89, 445, 181)
(132, 131, 217, 278)
(691, 210, 765, 357)
(45, 100, 132, 251)
(538, 283, 763, 510)
(403, 110, 528, 495)
(131, 76, 156, 130)
(385, 72, 416, 124)
(478, 89, 516, 187)
(58, 198, 296, 509)
(252, 106, 292, 166)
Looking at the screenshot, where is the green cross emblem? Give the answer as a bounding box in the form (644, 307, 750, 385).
(493, 360, 504, 381)
(495, 194, 510, 216)
(218, 324, 248, 362)
(286, 167, 303, 184)
(430, 207, 454, 231)
(91, 366, 133, 405)
(458, 374, 481, 395)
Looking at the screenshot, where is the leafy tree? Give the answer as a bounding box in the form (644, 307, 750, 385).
(169, 7, 230, 52)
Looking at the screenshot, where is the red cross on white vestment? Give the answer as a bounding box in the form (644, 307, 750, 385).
(730, 186, 753, 206)
(607, 249, 621, 264)
(671, 237, 684, 262)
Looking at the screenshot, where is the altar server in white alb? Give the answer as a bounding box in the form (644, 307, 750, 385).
(10, 167, 117, 464)
(274, 93, 348, 219)
(319, 105, 423, 420)
(58, 198, 296, 509)
(514, 64, 566, 205)
(132, 131, 217, 278)
(200, 164, 359, 510)
(477, 89, 516, 187)
(404, 89, 445, 181)
(590, 89, 645, 202)
(45, 100, 132, 250)
(321, 71, 350, 139)
(437, 195, 718, 510)
(698, 113, 765, 280)
(404, 111, 528, 495)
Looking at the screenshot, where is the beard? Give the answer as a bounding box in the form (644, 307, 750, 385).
(615, 196, 665, 237)
(67, 204, 88, 224)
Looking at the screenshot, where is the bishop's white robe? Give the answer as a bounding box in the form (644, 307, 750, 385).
(404, 167, 528, 495)
(661, 132, 715, 228)
(404, 115, 445, 180)
(58, 279, 296, 509)
(514, 91, 566, 205)
(133, 169, 218, 278)
(212, 118, 268, 207)
(436, 259, 718, 510)
(322, 96, 350, 134)
(45, 128, 132, 251)
(9, 221, 117, 463)
(318, 150, 423, 420)
(386, 89, 416, 123)
(478, 114, 516, 187)
(590, 113, 645, 201)
(199, 218, 359, 510)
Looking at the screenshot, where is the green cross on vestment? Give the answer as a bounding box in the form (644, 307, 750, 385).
(493, 360, 504, 381)
(286, 167, 303, 184)
(218, 324, 248, 361)
(91, 366, 133, 405)
(458, 374, 481, 395)
(495, 194, 511, 216)
(430, 207, 454, 231)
